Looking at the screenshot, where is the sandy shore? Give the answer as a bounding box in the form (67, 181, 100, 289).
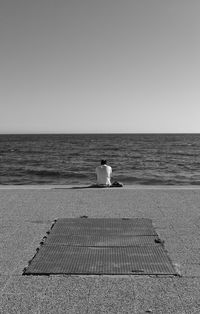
(1, 186, 200, 313)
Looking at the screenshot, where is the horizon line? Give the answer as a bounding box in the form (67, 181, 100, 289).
(0, 132, 200, 135)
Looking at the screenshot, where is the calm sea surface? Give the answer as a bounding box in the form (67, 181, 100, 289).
(1, 133, 200, 185)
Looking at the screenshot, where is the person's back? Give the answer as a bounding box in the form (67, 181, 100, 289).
(96, 160, 112, 186)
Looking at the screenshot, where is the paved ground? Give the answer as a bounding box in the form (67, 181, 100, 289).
(0, 186, 200, 313)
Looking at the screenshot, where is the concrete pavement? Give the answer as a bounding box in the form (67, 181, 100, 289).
(1, 186, 200, 313)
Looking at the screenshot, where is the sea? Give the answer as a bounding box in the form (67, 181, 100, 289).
(1, 133, 200, 186)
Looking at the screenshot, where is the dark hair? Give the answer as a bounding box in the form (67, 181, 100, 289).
(101, 159, 107, 165)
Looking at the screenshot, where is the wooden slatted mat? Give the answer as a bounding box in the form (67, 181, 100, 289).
(23, 218, 177, 275)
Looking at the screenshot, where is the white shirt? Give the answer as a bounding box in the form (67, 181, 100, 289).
(96, 165, 112, 185)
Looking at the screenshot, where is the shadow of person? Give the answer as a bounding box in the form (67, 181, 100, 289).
(53, 182, 123, 190)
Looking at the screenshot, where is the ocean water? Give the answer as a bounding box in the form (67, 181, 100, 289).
(0, 133, 200, 185)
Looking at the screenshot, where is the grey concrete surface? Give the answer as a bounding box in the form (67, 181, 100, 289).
(0, 186, 200, 313)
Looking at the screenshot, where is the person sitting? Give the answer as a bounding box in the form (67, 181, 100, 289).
(95, 160, 112, 186)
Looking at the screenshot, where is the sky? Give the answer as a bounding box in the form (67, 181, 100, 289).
(0, 0, 200, 133)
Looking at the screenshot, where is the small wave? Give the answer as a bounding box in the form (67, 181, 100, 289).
(139, 178, 176, 185)
(190, 181, 200, 185)
(28, 169, 60, 177)
(26, 169, 87, 179)
(169, 152, 198, 157)
(115, 175, 186, 185)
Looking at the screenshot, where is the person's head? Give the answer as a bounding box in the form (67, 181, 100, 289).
(101, 159, 107, 165)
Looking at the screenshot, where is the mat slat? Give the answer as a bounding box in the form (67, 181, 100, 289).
(56, 218, 152, 225)
(24, 246, 176, 275)
(45, 234, 159, 246)
(52, 218, 157, 236)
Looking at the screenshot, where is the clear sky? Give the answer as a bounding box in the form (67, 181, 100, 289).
(0, 0, 200, 133)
